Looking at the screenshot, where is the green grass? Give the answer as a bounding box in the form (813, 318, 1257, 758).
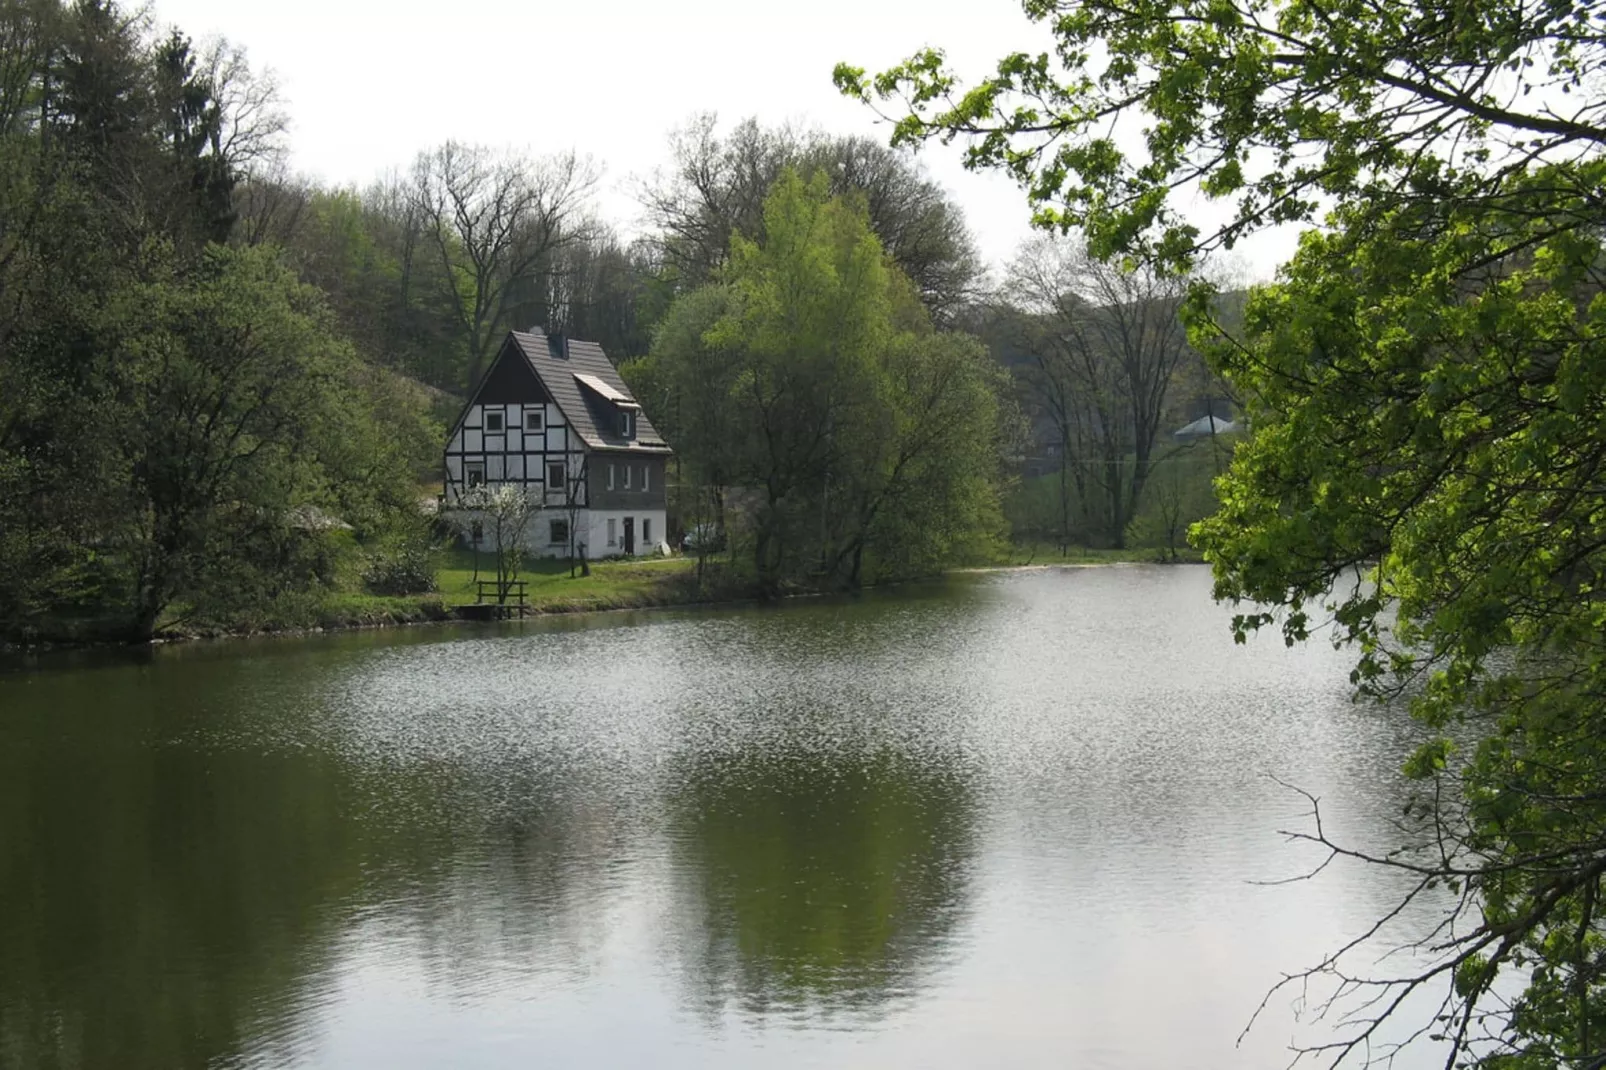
(435, 549, 700, 612)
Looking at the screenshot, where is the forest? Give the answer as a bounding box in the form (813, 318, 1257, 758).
(0, 0, 1226, 643)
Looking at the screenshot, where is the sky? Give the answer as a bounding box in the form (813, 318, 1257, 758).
(146, 0, 1299, 282)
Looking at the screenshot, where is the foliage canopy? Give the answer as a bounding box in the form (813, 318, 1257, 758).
(844, 0, 1606, 1064)
(629, 171, 1008, 590)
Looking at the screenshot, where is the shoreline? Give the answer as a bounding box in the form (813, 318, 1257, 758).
(0, 557, 1202, 656)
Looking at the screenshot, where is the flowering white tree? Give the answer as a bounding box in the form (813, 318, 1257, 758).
(454, 484, 542, 603)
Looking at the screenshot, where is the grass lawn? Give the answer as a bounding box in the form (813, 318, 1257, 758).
(436, 548, 699, 612)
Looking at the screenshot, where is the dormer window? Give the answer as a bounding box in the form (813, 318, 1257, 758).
(572, 371, 641, 441)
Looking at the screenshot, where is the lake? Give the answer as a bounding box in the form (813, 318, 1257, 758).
(0, 565, 1448, 1069)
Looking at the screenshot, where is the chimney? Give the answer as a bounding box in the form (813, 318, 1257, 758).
(547, 329, 568, 359)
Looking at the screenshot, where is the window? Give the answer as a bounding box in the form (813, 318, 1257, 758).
(607, 463, 616, 490)
(549, 519, 569, 545)
(642, 465, 650, 492)
(624, 465, 633, 490)
(525, 409, 543, 432)
(470, 521, 483, 542)
(643, 518, 652, 545)
(465, 462, 486, 487)
(606, 518, 617, 547)
(547, 462, 566, 490)
(485, 411, 504, 433)
(619, 409, 635, 438)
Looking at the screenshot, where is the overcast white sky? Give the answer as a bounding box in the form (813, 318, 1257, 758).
(147, 0, 1297, 281)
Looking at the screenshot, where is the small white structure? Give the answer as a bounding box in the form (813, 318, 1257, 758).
(1172, 414, 1240, 440)
(442, 329, 672, 558)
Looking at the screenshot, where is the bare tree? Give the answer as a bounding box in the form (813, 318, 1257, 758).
(409, 142, 598, 387)
(232, 162, 307, 247)
(1006, 236, 1193, 547)
(198, 37, 285, 181)
(560, 454, 589, 578)
(639, 114, 981, 322)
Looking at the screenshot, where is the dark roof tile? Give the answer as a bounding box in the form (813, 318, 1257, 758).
(506, 329, 671, 453)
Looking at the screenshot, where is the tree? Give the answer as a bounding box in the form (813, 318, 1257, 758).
(1005, 236, 1193, 547)
(1193, 180, 1606, 1067)
(408, 142, 596, 387)
(842, 0, 1606, 1064)
(641, 115, 982, 322)
(645, 170, 1006, 592)
(623, 285, 741, 556)
(558, 453, 588, 577)
(835, 0, 1605, 271)
(108, 244, 419, 638)
(455, 482, 541, 604)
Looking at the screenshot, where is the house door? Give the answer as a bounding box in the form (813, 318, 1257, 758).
(623, 516, 635, 555)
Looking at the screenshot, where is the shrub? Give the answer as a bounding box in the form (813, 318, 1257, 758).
(363, 539, 438, 596)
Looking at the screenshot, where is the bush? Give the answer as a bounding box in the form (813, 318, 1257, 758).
(363, 539, 438, 596)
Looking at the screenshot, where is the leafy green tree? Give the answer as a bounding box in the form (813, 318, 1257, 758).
(621, 284, 742, 557)
(1194, 178, 1606, 1067)
(835, 0, 1604, 269)
(842, 0, 1606, 1064)
(0, 1, 441, 641)
(109, 244, 420, 638)
(643, 171, 1006, 591)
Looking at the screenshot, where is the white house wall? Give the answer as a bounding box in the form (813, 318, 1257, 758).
(444, 401, 586, 509)
(453, 508, 668, 559)
(584, 509, 669, 558)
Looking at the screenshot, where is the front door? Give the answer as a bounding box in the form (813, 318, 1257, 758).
(623, 516, 635, 555)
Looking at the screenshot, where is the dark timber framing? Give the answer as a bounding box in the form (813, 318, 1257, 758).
(442, 328, 672, 555)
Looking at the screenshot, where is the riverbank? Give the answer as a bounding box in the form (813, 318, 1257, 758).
(992, 542, 1207, 566)
(1, 545, 1202, 653)
(202, 543, 1203, 641)
(0, 555, 726, 653)
(162, 555, 736, 642)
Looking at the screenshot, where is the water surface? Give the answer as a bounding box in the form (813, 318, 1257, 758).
(0, 566, 1444, 1068)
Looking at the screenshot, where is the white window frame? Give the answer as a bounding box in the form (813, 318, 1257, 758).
(624, 465, 633, 490)
(547, 461, 566, 490)
(606, 518, 617, 547)
(525, 409, 543, 432)
(465, 462, 486, 488)
(485, 410, 504, 433)
(608, 463, 616, 490)
(642, 465, 650, 492)
(643, 518, 652, 545)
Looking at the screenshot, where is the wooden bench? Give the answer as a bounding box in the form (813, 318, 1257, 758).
(475, 579, 528, 606)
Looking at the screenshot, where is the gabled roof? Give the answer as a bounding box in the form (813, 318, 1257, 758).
(506, 329, 670, 453)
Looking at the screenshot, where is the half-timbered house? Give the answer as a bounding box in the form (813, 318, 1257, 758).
(443, 329, 672, 557)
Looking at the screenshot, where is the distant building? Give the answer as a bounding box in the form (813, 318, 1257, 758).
(1172, 413, 1241, 440)
(442, 328, 672, 557)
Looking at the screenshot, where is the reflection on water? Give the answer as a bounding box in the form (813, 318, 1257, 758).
(669, 752, 975, 1022)
(0, 567, 1446, 1069)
